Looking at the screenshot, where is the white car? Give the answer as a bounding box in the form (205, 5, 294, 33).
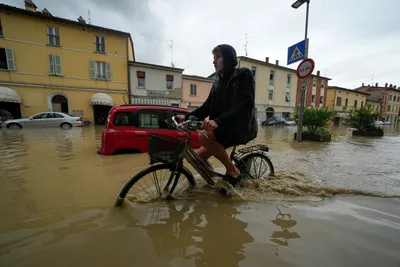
(1, 112, 83, 130)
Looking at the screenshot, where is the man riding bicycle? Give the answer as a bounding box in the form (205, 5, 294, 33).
(178, 44, 258, 186)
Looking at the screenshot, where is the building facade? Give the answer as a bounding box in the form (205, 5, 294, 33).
(366, 99, 381, 114)
(295, 71, 330, 109)
(237, 57, 298, 122)
(181, 75, 214, 110)
(355, 83, 400, 124)
(130, 61, 184, 107)
(0, 1, 134, 124)
(326, 86, 369, 125)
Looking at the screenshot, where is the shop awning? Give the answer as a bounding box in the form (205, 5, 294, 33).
(335, 112, 348, 118)
(132, 97, 171, 106)
(0, 87, 22, 103)
(90, 93, 114, 106)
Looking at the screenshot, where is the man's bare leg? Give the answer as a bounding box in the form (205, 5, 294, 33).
(194, 146, 214, 170)
(198, 131, 240, 177)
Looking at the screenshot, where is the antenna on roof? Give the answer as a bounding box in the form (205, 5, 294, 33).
(88, 10, 92, 24)
(170, 40, 175, 68)
(244, 33, 249, 56)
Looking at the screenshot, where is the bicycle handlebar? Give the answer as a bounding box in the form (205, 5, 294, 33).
(170, 116, 203, 132)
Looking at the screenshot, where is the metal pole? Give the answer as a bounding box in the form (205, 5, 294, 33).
(296, 0, 310, 142)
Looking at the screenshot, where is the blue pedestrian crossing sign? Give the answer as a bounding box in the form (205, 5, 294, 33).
(287, 39, 307, 65)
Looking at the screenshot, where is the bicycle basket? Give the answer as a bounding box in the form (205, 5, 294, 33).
(148, 133, 186, 164)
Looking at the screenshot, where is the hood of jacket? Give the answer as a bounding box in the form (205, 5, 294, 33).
(216, 44, 237, 79)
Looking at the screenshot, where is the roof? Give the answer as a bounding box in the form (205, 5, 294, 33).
(129, 61, 184, 72)
(327, 86, 370, 95)
(0, 3, 131, 36)
(182, 74, 215, 83)
(237, 56, 332, 80)
(366, 99, 381, 103)
(355, 86, 400, 93)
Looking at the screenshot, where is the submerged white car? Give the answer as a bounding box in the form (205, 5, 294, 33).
(1, 112, 83, 129)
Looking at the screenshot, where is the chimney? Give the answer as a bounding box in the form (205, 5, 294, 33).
(275, 60, 279, 65)
(24, 0, 37, 12)
(317, 70, 320, 76)
(42, 8, 52, 16)
(362, 83, 364, 86)
(385, 83, 388, 87)
(77, 16, 86, 24)
(265, 57, 269, 63)
(394, 85, 397, 89)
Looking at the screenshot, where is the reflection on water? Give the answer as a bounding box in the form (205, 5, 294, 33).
(0, 125, 400, 267)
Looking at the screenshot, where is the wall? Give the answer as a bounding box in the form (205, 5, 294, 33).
(328, 88, 368, 112)
(181, 75, 213, 108)
(296, 75, 329, 108)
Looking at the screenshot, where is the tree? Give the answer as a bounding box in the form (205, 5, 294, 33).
(348, 105, 379, 131)
(294, 107, 336, 134)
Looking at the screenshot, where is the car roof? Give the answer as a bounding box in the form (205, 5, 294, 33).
(113, 104, 190, 113)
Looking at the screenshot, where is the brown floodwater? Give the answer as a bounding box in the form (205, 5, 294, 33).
(1, 125, 400, 267)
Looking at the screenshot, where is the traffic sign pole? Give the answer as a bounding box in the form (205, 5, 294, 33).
(296, 0, 310, 142)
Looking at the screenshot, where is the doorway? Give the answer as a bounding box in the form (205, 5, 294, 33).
(51, 94, 69, 114)
(0, 102, 21, 119)
(93, 105, 112, 125)
(266, 107, 275, 118)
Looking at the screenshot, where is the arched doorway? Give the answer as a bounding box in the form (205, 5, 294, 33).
(51, 94, 69, 113)
(266, 107, 274, 118)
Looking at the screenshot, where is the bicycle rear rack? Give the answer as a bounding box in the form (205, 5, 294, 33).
(237, 144, 269, 154)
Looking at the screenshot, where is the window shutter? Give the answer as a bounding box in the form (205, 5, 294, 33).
(48, 54, 55, 75)
(89, 60, 96, 79)
(55, 27, 60, 45)
(106, 62, 112, 80)
(5, 48, 15, 71)
(102, 37, 106, 53)
(55, 55, 62, 75)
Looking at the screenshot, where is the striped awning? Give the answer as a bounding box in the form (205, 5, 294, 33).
(90, 93, 114, 106)
(0, 87, 22, 103)
(132, 97, 171, 106)
(335, 112, 348, 118)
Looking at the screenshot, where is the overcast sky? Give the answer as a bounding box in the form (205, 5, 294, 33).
(4, 0, 400, 89)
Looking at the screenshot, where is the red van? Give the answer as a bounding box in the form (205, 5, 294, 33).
(98, 104, 201, 155)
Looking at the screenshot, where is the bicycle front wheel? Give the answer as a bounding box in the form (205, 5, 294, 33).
(115, 163, 196, 206)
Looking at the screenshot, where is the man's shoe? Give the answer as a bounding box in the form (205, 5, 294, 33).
(222, 173, 241, 187)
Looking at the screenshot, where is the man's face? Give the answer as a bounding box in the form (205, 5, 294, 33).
(213, 52, 223, 72)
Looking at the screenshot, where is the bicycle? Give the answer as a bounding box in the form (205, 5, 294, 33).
(115, 116, 275, 206)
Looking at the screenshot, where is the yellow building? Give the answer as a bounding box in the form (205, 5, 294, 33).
(0, 1, 134, 124)
(326, 86, 369, 125)
(366, 100, 381, 114)
(237, 57, 298, 122)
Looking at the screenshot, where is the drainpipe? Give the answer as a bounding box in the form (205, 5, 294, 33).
(126, 37, 132, 104)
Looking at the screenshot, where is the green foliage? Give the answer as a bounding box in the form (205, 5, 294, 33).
(348, 105, 379, 131)
(294, 107, 336, 134)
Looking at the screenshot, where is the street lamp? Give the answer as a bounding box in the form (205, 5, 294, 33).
(292, 0, 310, 142)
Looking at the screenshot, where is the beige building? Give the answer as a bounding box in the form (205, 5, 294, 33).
(130, 61, 184, 106)
(236, 57, 298, 122)
(326, 86, 369, 125)
(366, 99, 381, 114)
(181, 75, 214, 110)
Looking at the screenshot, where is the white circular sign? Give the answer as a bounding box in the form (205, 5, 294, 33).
(296, 58, 315, 79)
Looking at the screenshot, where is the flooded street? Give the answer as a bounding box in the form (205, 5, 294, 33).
(1, 125, 400, 267)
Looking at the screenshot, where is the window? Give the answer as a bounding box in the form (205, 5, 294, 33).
(190, 84, 197, 96)
(89, 60, 111, 80)
(285, 92, 290, 103)
(251, 66, 256, 76)
(138, 110, 171, 129)
(166, 75, 173, 90)
(320, 96, 324, 104)
(389, 95, 392, 101)
(51, 113, 64, 118)
(354, 100, 358, 108)
(336, 97, 342, 106)
(47, 26, 60, 46)
(345, 98, 348, 107)
(387, 105, 391, 112)
(48, 54, 62, 76)
(95, 36, 105, 53)
(0, 18, 3, 36)
(394, 96, 397, 102)
(321, 81, 325, 89)
(114, 112, 137, 126)
(313, 79, 316, 87)
(312, 95, 316, 103)
(0, 48, 15, 70)
(361, 101, 364, 107)
(32, 113, 49, 119)
(137, 71, 145, 87)
(286, 74, 291, 87)
(170, 103, 180, 107)
(268, 90, 273, 101)
(269, 70, 275, 85)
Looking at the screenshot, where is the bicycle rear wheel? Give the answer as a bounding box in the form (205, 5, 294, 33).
(115, 163, 196, 206)
(236, 153, 274, 180)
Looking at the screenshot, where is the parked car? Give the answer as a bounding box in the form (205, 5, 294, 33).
(98, 105, 201, 155)
(1, 112, 83, 129)
(262, 116, 295, 126)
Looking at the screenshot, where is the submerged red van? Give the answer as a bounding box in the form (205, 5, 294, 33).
(98, 104, 201, 155)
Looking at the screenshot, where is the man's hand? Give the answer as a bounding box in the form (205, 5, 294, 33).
(201, 116, 218, 132)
